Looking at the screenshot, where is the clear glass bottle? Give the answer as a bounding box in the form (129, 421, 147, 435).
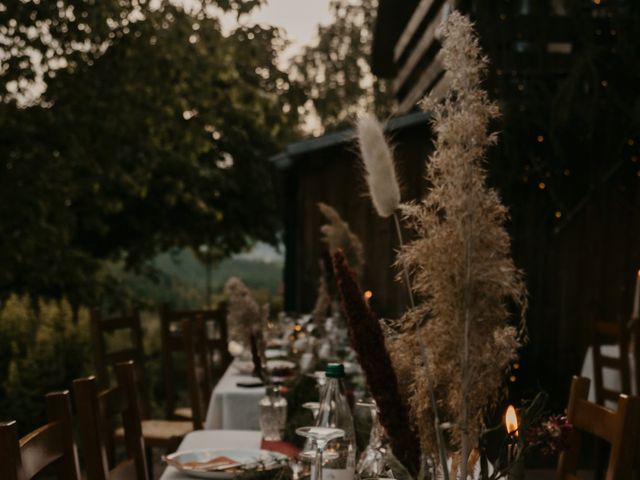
(259, 386, 287, 441)
(313, 363, 356, 480)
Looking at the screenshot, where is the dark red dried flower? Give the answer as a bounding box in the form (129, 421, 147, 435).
(525, 414, 572, 456)
(332, 250, 421, 475)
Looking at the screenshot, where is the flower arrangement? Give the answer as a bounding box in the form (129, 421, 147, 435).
(224, 276, 262, 346)
(337, 11, 530, 479)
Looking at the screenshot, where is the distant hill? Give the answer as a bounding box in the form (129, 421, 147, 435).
(113, 246, 284, 308)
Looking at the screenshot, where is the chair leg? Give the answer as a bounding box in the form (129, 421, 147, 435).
(146, 446, 154, 479)
(594, 438, 608, 480)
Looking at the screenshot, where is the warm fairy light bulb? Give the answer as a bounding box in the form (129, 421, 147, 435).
(363, 290, 373, 301)
(637, 270, 640, 278)
(505, 405, 519, 436)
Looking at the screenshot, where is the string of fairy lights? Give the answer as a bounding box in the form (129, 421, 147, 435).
(483, 0, 640, 237)
(478, 0, 640, 390)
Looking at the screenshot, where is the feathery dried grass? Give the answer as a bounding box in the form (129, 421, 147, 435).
(224, 276, 261, 345)
(318, 202, 365, 276)
(313, 203, 365, 323)
(357, 114, 401, 218)
(390, 11, 528, 473)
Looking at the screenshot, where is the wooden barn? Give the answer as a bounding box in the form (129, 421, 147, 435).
(272, 111, 433, 318)
(275, 0, 640, 404)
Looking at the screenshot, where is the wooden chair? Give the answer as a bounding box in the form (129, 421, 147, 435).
(0, 391, 80, 480)
(74, 361, 150, 480)
(90, 309, 192, 450)
(556, 376, 640, 480)
(592, 320, 632, 406)
(160, 303, 231, 420)
(182, 317, 217, 430)
(90, 309, 151, 417)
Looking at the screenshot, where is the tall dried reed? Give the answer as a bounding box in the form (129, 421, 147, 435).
(393, 12, 527, 478)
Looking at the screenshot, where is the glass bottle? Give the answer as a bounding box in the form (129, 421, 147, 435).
(259, 386, 287, 441)
(313, 363, 356, 480)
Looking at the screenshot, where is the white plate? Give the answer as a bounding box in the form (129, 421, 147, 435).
(265, 360, 296, 371)
(265, 349, 288, 359)
(234, 360, 255, 375)
(164, 448, 288, 479)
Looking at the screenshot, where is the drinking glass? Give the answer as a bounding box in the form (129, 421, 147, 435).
(302, 401, 320, 420)
(296, 426, 345, 480)
(356, 400, 395, 480)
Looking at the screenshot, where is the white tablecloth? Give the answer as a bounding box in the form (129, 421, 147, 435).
(580, 344, 637, 408)
(204, 360, 265, 430)
(160, 430, 262, 479)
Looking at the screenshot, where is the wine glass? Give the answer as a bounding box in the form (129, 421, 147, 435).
(296, 426, 345, 480)
(356, 400, 395, 480)
(302, 401, 320, 420)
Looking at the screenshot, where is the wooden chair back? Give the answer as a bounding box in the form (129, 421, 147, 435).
(90, 309, 151, 417)
(182, 317, 213, 430)
(557, 376, 640, 480)
(160, 303, 231, 419)
(0, 391, 80, 480)
(74, 361, 149, 480)
(592, 320, 631, 405)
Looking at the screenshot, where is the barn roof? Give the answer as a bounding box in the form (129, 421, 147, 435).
(271, 110, 430, 170)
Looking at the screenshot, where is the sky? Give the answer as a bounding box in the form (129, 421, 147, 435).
(220, 0, 333, 59)
(225, 1, 333, 262)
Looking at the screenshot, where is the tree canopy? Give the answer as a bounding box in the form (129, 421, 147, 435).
(0, 0, 301, 304)
(291, 0, 393, 132)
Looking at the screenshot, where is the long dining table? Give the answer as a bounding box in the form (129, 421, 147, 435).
(204, 358, 266, 430)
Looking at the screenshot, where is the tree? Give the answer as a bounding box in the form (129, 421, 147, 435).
(0, 1, 301, 304)
(291, 0, 393, 132)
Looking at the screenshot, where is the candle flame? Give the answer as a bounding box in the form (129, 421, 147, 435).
(363, 290, 373, 300)
(505, 405, 518, 436)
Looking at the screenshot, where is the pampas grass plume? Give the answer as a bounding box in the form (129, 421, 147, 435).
(356, 114, 401, 218)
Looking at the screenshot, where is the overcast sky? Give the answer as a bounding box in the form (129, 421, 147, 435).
(220, 0, 333, 59)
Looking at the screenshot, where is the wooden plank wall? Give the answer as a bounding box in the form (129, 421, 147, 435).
(510, 172, 640, 406)
(283, 127, 640, 404)
(283, 122, 433, 318)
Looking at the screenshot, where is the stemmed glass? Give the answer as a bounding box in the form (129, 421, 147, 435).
(356, 400, 395, 480)
(296, 426, 345, 480)
(302, 401, 320, 420)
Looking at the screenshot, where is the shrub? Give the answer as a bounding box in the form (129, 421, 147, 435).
(0, 296, 90, 435)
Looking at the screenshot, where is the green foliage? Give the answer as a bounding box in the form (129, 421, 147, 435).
(0, 1, 301, 304)
(292, 0, 394, 132)
(107, 249, 284, 310)
(0, 296, 91, 435)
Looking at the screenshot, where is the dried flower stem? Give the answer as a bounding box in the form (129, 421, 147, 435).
(393, 212, 415, 309)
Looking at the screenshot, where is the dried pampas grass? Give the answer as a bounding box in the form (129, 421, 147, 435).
(356, 114, 401, 218)
(391, 11, 527, 477)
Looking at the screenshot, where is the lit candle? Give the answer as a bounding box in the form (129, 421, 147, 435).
(505, 405, 518, 464)
(363, 290, 373, 307)
(632, 270, 640, 320)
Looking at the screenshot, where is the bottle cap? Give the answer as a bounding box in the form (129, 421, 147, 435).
(325, 363, 345, 378)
